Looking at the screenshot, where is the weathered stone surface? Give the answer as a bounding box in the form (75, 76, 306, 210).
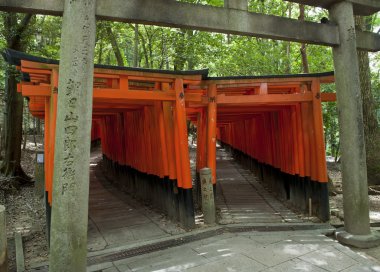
(200, 168, 216, 225)
(0, 205, 8, 272)
(49, 0, 97, 271)
(330, 1, 372, 236)
(288, 0, 380, 16)
(336, 228, 380, 249)
(0, 0, 379, 51)
(224, 0, 248, 10)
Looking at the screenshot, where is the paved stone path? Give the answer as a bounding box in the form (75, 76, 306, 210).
(87, 150, 185, 252)
(30, 148, 380, 272)
(87, 228, 380, 272)
(215, 148, 302, 224)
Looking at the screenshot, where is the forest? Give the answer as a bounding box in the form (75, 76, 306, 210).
(0, 0, 379, 186)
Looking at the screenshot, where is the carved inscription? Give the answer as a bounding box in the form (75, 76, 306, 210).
(209, 96, 216, 103)
(60, 2, 93, 196)
(347, 26, 356, 42)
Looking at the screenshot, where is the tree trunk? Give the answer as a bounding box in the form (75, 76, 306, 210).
(187, 30, 195, 70)
(0, 125, 3, 160)
(0, 13, 33, 182)
(299, 5, 309, 73)
(285, 3, 292, 74)
(97, 34, 104, 64)
(356, 16, 380, 185)
(173, 30, 186, 71)
(134, 24, 139, 68)
(49, 0, 96, 270)
(139, 32, 150, 68)
(105, 25, 124, 66)
(36, 118, 41, 135)
(1, 68, 27, 180)
(33, 117, 37, 147)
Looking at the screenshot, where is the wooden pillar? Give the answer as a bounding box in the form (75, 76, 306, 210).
(330, 1, 380, 248)
(207, 84, 217, 184)
(311, 79, 327, 183)
(49, 0, 97, 270)
(311, 79, 329, 221)
(195, 109, 207, 208)
(174, 78, 194, 228)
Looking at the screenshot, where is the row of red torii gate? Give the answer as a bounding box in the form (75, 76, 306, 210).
(5, 49, 336, 228)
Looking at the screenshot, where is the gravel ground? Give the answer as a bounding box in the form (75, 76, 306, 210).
(327, 161, 380, 263)
(328, 161, 380, 225)
(2, 140, 48, 271)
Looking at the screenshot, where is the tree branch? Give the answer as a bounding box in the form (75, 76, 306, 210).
(9, 13, 34, 49)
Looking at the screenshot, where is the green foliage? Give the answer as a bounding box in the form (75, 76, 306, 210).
(0, 2, 379, 163)
(321, 84, 339, 159)
(30, 16, 62, 59)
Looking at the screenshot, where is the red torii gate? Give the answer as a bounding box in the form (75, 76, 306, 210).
(5, 49, 336, 228)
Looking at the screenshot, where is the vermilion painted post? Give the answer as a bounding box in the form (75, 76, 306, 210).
(295, 104, 305, 177)
(301, 103, 311, 178)
(207, 84, 217, 184)
(44, 97, 50, 202)
(156, 102, 169, 177)
(174, 79, 192, 189)
(48, 93, 57, 204)
(173, 113, 183, 189)
(195, 110, 206, 208)
(174, 78, 194, 228)
(311, 79, 327, 183)
(311, 80, 329, 221)
(162, 94, 180, 221)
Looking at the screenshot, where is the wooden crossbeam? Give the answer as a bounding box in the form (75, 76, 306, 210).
(0, 0, 379, 51)
(216, 93, 313, 105)
(321, 92, 337, 102)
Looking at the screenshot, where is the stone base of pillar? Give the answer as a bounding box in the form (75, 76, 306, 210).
(335, 228, 380, 249)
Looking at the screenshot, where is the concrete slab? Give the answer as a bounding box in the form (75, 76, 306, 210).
(263, 259, 328, 272)
(87, 261, 114, 272)
(128, 223, 167, 241)
(237, 241, 320, 267)
(186, 253, 267, 272)
(117, 246, 208, 272)
(341, 263, 380, 272)
(102, 227, 135, 246)
(298, 245, 359, 271)
(95, 230, 380, 272)
(102, 267, 122, 272)
(191, 236, 247, 260)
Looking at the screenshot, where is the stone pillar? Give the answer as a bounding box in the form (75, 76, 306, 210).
(34, 150, 45, 199)
(330, 1, 380, 248)
(49, 0, 97, 271)
(200, 168, 216, 225)
(0, 205, 8, 272)
(224, 0, 248, 11)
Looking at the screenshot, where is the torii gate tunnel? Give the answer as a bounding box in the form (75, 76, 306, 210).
(2, 0, 380, 268)
(5, 49, 337, 227)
